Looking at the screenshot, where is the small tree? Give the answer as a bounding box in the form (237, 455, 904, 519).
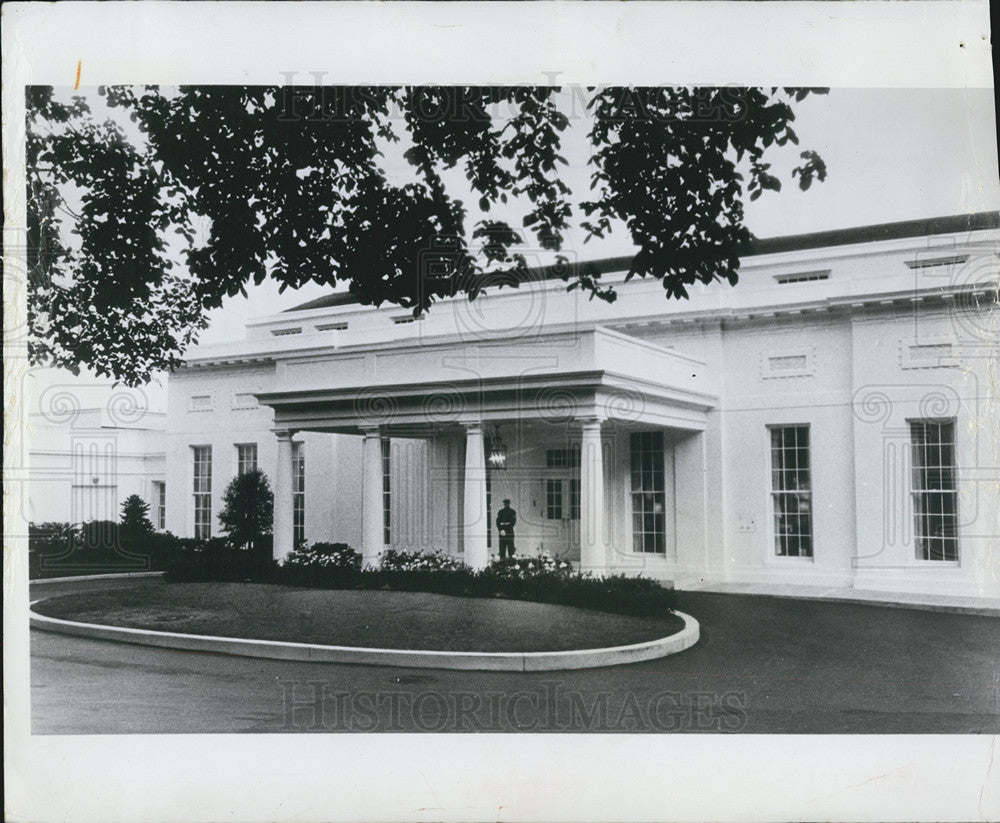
(120, 495, 154, 546)
(218, 469, 274, 552)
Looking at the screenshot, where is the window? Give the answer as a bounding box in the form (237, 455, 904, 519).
(761, 350, 815, 379)
(189, 394, 213, 412)
(773, 269, 831, 284)
(152, 481, 166, 531)
(236, 443, 258, 476)
(232, 393, 259, 410)
(382, 438, 391, 545)
(901, 339, 959, 370)
(546, 448, 581, 469)
(192, 446, 212, 539)
(293, 443, 306, 547)
(568, 478, 580, 520)
(904, 254, 968, 270)
(486, 471, 492, 549)
(769, 355, 809, 372)
(770, 426, 812, 557)
(545, 479, 580, 521)
(545, 478, 563, 520)
(630, 431, 666, 553)
(315, 321, 348, 331)
(271, 327, 302, 336)
(910, 420, 958, 561)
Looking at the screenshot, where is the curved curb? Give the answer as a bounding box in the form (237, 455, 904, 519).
(29, 598, 699, 671)
(30, 571, 165, 584)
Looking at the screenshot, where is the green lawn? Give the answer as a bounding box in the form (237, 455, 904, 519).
(33, 580, 685, 653)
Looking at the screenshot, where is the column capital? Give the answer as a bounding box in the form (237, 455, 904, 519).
(577, 416, 606, 431)
(459, 419, 485, 433)
(272, 428, 297, 441)
(360, 425, 383, 439)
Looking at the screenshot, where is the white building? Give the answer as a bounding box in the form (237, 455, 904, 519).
(27, 379, 166, 528)
(165, 212, 1000, 599)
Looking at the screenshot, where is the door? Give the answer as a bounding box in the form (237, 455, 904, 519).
(543, 476, 580, 560)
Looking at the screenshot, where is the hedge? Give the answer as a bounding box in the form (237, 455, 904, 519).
(29, 521, 183, 578)
(164, 543, 676, 618)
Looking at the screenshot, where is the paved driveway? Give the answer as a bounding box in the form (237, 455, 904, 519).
(29, 578, 1000, 734)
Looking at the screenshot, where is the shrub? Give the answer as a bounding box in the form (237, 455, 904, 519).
(119, 494, 154, 545)
(484, 554, 574, 580)
(369, 550, 474, 594)
(165, 536, 277, 583)
(78, 520, 121, 552)
(279, 541, 361, 588)
(300, 542, 362, 568)
(378, 549, 466, 572)
(218, 469, 273, 552)
(29, 518, 180, 577)
(163, 542, 675, 618)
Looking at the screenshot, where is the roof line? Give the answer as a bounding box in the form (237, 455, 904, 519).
(285, 211, 1000, 314)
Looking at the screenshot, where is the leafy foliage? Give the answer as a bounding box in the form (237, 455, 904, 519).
(284, 541, 362, 569)
(217, 469, 274, 551)
(377, 548, 467, 572)
(119, 493, 154, 546)
(28, 518, 181, 578)
(27, 85, 827, 383)
(164, 537, 277, 583)
(486, 554, 574, 580)
(170, 544, 677, 618)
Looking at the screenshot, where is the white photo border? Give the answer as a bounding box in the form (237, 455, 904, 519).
(4, 2, 998, 822)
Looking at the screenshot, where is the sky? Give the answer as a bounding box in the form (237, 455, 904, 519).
(199, 87, 1000, 344)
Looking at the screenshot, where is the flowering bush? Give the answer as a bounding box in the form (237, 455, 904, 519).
(486, 554, 574, 580)
(281, 542, 361, 571)
(372, 549, 475, 594)
(164, 541, 675, 617)
(378, 549, 467, 573)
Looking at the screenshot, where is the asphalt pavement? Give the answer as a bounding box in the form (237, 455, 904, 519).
(28, 578, 1000, 734)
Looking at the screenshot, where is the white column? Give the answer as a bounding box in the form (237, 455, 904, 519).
(273, 429, 296, 562)
(361, 428, 384, 568)
(462, 422, 489, 570)
(579, 418, 606, 576)
(674, 431, 708, 583)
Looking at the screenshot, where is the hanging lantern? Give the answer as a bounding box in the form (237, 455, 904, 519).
(486, 424, 507, 470)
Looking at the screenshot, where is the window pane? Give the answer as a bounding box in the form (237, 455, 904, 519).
(382, 439, 390, 545)
(546, 478, 563, 521)
(910, 420, 958, 561)
(630, 431, 666, 553)
(236, 443, 258, 476)
(293, 443, 306, 546)
(192, 446, 212, 539)
(770, 427, 812, 558)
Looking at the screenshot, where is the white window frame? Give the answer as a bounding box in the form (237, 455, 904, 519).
(760, 348, 816, 380)
(293, 442, 306, 547)
(231, 392, 260, 410)
(909, 418, 959, 564)
(768, 424, 814, 560)
(629, 431, 667, 554)
(189, 394, 214, 412)
(381, 438, 391, 546)
(152, 481, 166, 531)
(235, 442, 258, 476)
(900, 336, 960, 370)
(192, 445, 212, 539)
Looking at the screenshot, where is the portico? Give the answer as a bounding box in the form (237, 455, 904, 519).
(258, 327, 716, 574)
(165, 213, 1000, 601)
